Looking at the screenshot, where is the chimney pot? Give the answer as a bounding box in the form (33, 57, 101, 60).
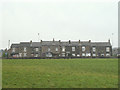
(69, 40, 71, 44)
(53, 38, 55, 42)
(89, 40, 91, 43)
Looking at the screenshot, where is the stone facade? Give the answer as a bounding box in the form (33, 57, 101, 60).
(8, 40, 112, 58)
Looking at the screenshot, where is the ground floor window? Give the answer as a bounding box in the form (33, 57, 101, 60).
(62, 53, 65, 57)
(82, 53, 85, 56)
(106, 53, 110, 56)
(72, 54, 76, 57)
(24, 53, 27, 57)
(86, 53, 91, 57)
(93, 54, 96, 57)
(77, 54, 80, 57)
(101, 54, 104, 56)
(34, 54, 38, 57)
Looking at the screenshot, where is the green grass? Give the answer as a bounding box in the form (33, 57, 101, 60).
(2, 58, 118, 88)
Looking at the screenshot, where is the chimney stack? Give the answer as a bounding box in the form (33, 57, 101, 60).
(108, 39, 110, 43)
(69, 40, 71, 44)
(30, 40, 32, 43)
(89, 40, 91, 43)
(59, 40, 61, 42)
(79, 40, 80, 43)
(53, 38, 55, 42)
(41, 40, 42, 42)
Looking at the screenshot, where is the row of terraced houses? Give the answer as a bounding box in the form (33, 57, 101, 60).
(8, 39, 112, 58)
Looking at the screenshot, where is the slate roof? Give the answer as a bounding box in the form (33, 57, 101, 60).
(11, 44, 20, 48)
(91, 42, 111, 46)
(11, 41, 111, 48)
(31, 42, 41, 47)
(41, 41, 60, 46)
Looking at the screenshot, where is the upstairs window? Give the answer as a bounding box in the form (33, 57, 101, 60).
(62, 46, 65, 52)
(35, 48, 39, 52)
(82, 46, 85, 52)
(56, 47, 58, 52)
(72, 47, 75, 51)
(106, 47, 110, 52)
(92, 47, 96, 52)
(12, 48, 15, 52)
(48, 48, 51, 52)
(24, 47, 27, 52)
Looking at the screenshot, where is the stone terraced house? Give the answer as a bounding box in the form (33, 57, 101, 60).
(8, 39, 112, 58)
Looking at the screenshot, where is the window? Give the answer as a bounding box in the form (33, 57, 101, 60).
(93, 54, 96, 57)
(82, 53, 85, 56)
(101, 54, 104, 56)
(19, 53, 22, 57)
(24, 47, 27, 52)
(62, 53, 65, 57)
(12, 48, 15, 52)
(82, 46, 85, 52)
(92, 47, 96, 52)
(62, 46, 65, 52)
(72, 54, 76, 56)
(106, 47, 110, 52)
(35, 54, 38, 57)
(77, 54, 80, 57)
(46, 52, 52, 57)
(56, 47, 58, 52)
(86, 53, 91, 56)
(35, 48, 39, 52)
(24, 53, 27, 57)
(106, 53, 110, 56)
(48, 48, 50, 51)
(72, 47, 75, 51)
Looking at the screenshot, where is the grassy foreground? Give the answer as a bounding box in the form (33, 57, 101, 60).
(2, 58, 118, 88)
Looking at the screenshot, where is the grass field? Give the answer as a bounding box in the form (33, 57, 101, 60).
(2, 58, 118, 88)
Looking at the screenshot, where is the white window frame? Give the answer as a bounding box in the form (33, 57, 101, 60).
(106, 53, 110, 56)
(24, 53, 27, 57)
(77, 54, 80, 57)
(86, 53, 91, 57)
(106, 47, 110, 52)
(101, 54, 104, 56)
(35, 48, 39, 52)
(82, 53, 85, 56)
(24, 47, 27, 52)
(19, 53, 22, 57)
(82, 46, 85, 52)
(62, 46, 65, 52)
(62, 53, 65, 57)
(48, 48, 51, 52)
(93, 54, 96, 57)
(72, 54, 76, 57)
(56, 47, 58, 52)
(92, 47, 96, 52)
(12, 48, 15, 52)
(35, 54, 38, 57)
(72, 47, 75, 51)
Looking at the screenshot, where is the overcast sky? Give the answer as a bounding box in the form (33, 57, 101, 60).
(0, 0, 118, 49)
